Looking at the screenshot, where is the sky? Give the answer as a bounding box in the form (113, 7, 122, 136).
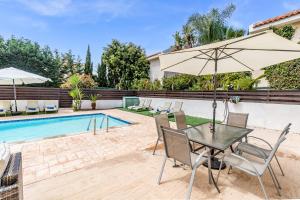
(0, 0, 299, 66)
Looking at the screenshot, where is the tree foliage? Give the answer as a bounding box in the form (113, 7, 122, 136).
(84, 45, 93, 75)
(60, 73, 96, 89)
(0, 35, 83, 87)
(101, 40, 150, 89)
(186, 4, 245, 45)
(131, 78, 162, 91)
(97, 63, 107, 87)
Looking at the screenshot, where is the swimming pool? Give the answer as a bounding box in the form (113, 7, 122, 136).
(0, 113, 130, 143)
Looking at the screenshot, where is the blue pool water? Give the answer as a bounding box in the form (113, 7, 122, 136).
(0, 114, 130, 142)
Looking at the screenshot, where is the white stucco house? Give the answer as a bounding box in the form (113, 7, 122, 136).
(147, 9, 300, 86)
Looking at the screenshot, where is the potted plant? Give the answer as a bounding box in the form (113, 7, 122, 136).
(90, 94, 97, 110)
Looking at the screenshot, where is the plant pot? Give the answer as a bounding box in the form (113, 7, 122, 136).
(91, 102, 96, 110)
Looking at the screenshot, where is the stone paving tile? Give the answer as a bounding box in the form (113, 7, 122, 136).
(8, 109, 300, 188)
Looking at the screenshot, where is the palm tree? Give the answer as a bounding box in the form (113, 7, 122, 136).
(172, 31, 184, 50)
(187, 4, 239, 45)
(182, 24, 196, 48)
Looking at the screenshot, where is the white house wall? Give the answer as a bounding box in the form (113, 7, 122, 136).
(149, 59, 164, 81)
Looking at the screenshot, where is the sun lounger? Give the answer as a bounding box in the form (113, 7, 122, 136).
(132, 99, 152, 111)
(44, 100, 58, 113)
(161, 101, 183, 115)
(25, 100, 39, 114)
(0, 101, 11, 116)
(150, 102, 171, 115)
(128, 99, 145, 110)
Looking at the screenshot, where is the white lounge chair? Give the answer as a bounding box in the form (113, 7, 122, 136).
(128, 99, 145, 110)
(150, 102, 172, 115)
(132, 99, 152, 111)
(26, 100, 39, 114)
(161, 101, 183, 115)
(0, 101, 11, 116)
(44, 100, 58, 113)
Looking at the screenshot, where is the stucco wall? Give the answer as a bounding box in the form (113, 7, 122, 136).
(149, 58, 164, 81)
(80, 100, 122, 110)
(140, 97, 300, 133)
(7, 100, 59, 112)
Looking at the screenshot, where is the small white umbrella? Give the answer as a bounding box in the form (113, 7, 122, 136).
(159, 31, 300, 131)
(0, 67, 51, 112)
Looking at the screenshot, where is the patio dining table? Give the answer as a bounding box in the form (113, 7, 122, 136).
(182, 123, 253, 192)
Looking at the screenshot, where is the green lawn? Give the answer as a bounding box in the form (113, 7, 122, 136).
(118, 108, 212, 126)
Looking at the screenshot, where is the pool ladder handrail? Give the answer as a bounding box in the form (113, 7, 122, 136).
(88, 115, 109, 134)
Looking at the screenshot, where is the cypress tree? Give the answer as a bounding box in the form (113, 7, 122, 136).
(97, 63, 107, 87)
(84, 45, 92, 75)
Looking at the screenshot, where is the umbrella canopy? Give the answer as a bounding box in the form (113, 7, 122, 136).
(0, 67, 51, 85)
(159, 31, 300, 75)
(0, 67, 51, 113)
(159, 30, 300, 132)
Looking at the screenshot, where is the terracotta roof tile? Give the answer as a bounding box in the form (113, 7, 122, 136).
(253, 9, 300, 28)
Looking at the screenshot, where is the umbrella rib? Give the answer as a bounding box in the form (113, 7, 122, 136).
(197, 51, 215, 76)
(221, 47, 300, 52)
(218, 49, 244, 60)
(221, 51, 255, 71)
(161, 51, 211, 71)
(198, 49, 215, 60)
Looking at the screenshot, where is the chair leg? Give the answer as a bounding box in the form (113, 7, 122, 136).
(216, 158, 223, 185)
(268, 167, 281, 196)
(185, 167, 197, 200)
(152, 137, 160, 155)
(257, 176, 269, 200)
(157, 156, 167, 185)
(274, 155, 284, 176)
(270, 165, 281, 189)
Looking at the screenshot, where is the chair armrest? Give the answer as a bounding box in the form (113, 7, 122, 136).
(194, 149, 210, 168)
(235, 143, 268, 161)
(247, 136, 273, 150)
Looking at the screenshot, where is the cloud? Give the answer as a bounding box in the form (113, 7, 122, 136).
(17, 0, 72, 16)
(283, 1, 300, 10)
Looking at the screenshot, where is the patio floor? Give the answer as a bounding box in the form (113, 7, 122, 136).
(8, 109, 300, 200)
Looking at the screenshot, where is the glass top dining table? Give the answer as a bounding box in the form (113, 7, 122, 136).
(183, 123, 253, 151)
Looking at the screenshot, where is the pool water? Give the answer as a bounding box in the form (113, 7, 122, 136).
(0, 114, 130, 142)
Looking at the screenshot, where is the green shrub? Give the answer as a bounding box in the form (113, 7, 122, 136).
(163, 74, 196, 90)
(265, 59, 300, 89)
(60, 74, 96, 89)
(131, 79, 162, 91)
(189, 75, 214, 91)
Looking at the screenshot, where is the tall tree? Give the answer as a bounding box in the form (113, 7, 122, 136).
(101, 40, 150, 89)
(182, 24, 196, 48)
(84, 45, 92, 75)
(187, 4, 243, 45)
(97, 63, 107, 87)
(172, 31, 184, 50)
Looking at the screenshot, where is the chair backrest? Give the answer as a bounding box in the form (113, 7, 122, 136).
(154, 113, 170, 138)
(172, 101, 183, 112)
(144, 99, 152, 108)
(174, 111, 187, 130)
(162, 102, 172, 110)
(227, 112, 249, 128)
(161, 127, 192, 167)
(0, 100, 11, 110)
(279, 123, 292, 138)
(44, 100, 57, 106)
(263, 132, 287, 170)
(27, 100, 39, 108)
(138, 99, 145, 107)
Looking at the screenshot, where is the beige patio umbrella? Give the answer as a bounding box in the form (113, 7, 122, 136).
(159, 30, 300, 131)
(0, 67, 51, 113)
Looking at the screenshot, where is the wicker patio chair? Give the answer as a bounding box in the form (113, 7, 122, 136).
(157, 127, 213, 200)
(236, 123, 292, 177)
(0, 152, 23, 200)
(152, 113, 170, 155)
(217, 127, 288, 200)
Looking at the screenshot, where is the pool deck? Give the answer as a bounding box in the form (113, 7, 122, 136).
(5, 109, 300, 199)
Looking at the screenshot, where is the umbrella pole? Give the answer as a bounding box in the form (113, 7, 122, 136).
(212, 48, 218, 133)
(13, 79, 18, 112)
